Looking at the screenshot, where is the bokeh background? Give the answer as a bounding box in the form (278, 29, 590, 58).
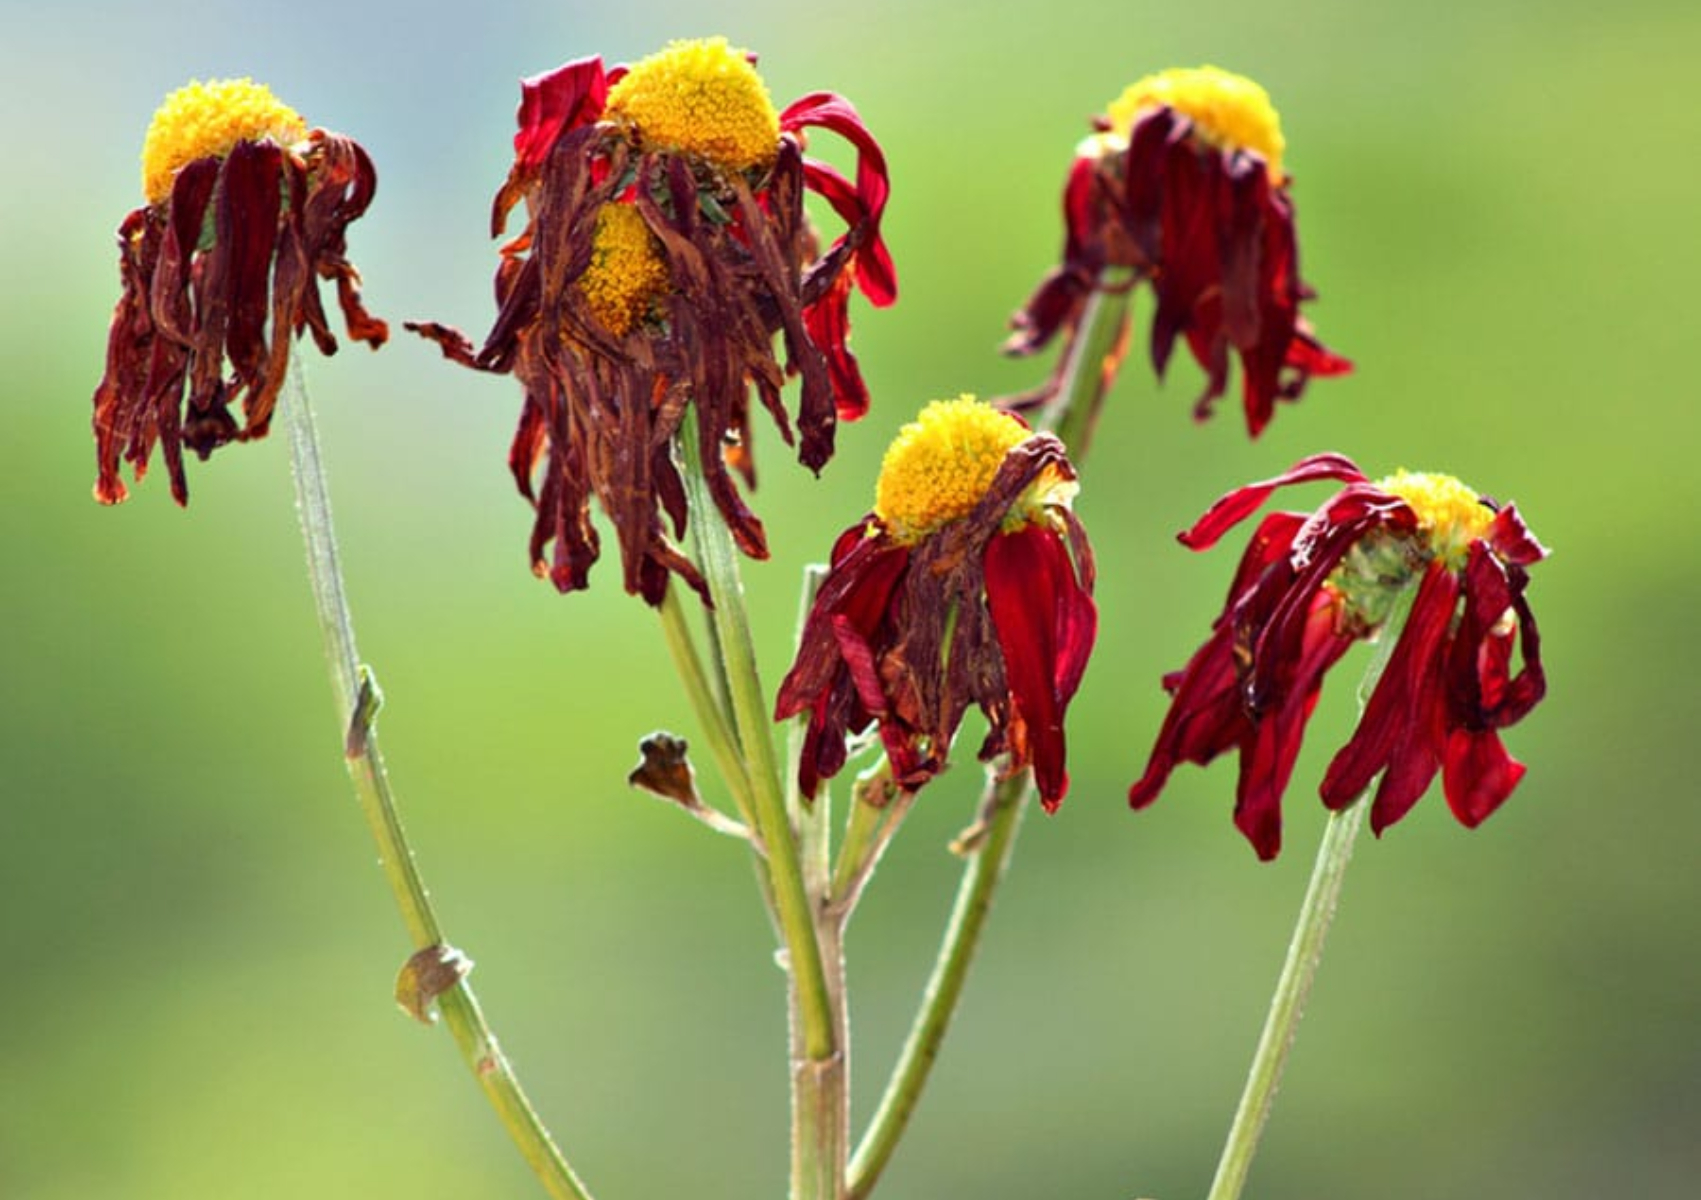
(4, 0, 1697, 1196)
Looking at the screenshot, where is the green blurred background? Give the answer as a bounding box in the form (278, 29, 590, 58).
(4, 0, 1697, 1196)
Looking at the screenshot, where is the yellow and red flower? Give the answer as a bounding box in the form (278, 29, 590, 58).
(92, 78, 388, 505)
(1007, 66, 1349, 437)
(1128, 454, 1548, 859)
(409, 37, 895, 604)
(775, 398, 1096, 810)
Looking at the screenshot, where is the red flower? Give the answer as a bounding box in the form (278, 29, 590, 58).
(1007, 66, 1349, 437)
(775, 398, 1096, 810)
(92, 79, 388, 505)
(408, 38, 895, 604)
(1128, 453, 1548, 859)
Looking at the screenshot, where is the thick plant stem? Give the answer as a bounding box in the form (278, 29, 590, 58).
(283, 366, 593, 1200)
(847, 770, 1029, 1200)
(674, 423, 838, 1199)
(1203, 591, 1416, 1200)
(792, 921, 850, 1200)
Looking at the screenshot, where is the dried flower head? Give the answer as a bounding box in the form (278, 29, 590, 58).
(408, 38, 895, 604)
(776, 397, 1096, 809)
(92, 78, 388, 505)
(1007, 65, 1349, 437)
(1128, 454, 1549, 859)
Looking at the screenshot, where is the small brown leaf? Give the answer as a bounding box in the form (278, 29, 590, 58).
(628, 731, 701, 808)
(395, 944, 473, 1025)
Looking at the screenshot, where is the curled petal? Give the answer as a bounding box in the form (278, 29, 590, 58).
(1485, 502, 1550, 567)
(514, 56, 609, 170)
(495, 57, 611, 236)
(1180, 452, 1368, 550)
(783, 92, 896, 306)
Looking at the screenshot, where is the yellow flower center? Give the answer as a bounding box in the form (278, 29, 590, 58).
(1377, 469, 1495, 569)
(604, 37, 781, 173)
(140, 78, 307, 205)
(874, 397, 1069, 545)
(1105, 65, 1285, 179)
(578, 203, 670, 335)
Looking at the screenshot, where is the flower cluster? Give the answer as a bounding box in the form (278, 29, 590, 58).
(1007, 66, 1350, 437)
(92, 78, 388, 505)
(1128, 454, 1548, 859)
(408, 37, 895, 604)
(776, 398, 1096, 810)
(83, 55, 1551, 863)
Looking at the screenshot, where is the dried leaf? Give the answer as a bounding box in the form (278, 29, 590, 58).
(628, 731, 700, 808)
(395, 944, 473, 1025)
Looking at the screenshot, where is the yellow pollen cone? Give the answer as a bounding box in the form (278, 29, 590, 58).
(141, 78, 306, 205)
(875, 397, 1044, 545)
(1106, 65, 1285, 179)
(1378, 469, 1494, 567)
(578, 203, 669, 335)
(605, 37, 781, 172)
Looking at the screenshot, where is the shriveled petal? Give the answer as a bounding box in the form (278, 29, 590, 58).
(1179, 453, 1367, 550)
(1004, 155, 1103, 357)
(774, 528, 909, 721)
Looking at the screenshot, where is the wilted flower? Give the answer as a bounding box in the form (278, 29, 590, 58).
(1128, 453, 1548, 860)
(775, 397, 1096, 810)
(408, 37, 895, 604)
(1007, 66, 1349, 437)
(92, 78, 388, 505)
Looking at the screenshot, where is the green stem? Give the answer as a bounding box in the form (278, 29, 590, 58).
(674, 422, 839, 1200)
(283, 365, 593, 1200)
(846, 770, 1029, 1200)
(828, 769, 915, 918)
(1203, 589, 1417, 1200)
(1038, 279, 1132, 452)
(657, 583, 760, 831)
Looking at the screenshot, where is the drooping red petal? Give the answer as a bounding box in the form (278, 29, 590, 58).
(1234, 591, 1354, 860)
(1441, 729, 1526, 827)
(1450, 545, 1547, 727)
(1319, 562, 1456, 816)
(801, 268, 870, 421)
(1004, 155, 1104, 357)
(783, 92, 896, 307)
(1128, 623, 1246, 809)
(1180, 453, 1368, 550)
(984, 522, 1097, 811)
